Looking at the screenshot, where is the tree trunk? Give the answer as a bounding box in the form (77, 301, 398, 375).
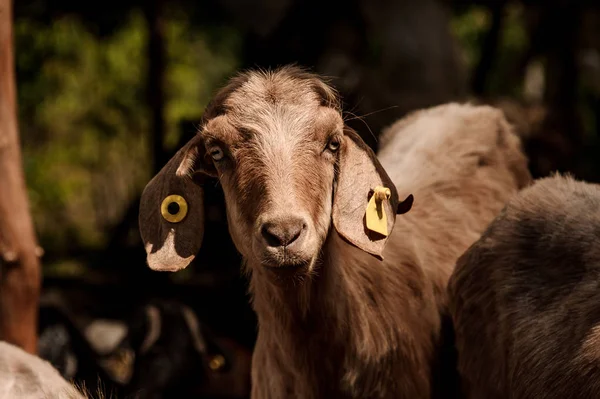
(471, 0, 506, 96)
(524, 2, 583, 179)
(145, 0, 167, 175)
(0, 0, 41, 354)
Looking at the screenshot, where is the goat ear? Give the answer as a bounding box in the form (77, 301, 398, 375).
(332, 129, 410, 260)
(139, 134, 209, 272)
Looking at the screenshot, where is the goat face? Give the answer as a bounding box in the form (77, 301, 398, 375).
(200, 70, 346, 272)
(139, 66, 409, 276)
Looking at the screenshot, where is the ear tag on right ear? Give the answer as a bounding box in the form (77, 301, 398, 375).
(365, 186, 391, 237)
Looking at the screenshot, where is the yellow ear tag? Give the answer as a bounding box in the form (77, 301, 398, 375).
(208, 354, 226, 372)
(365, 186, 391, 237)
(161, 195, 188, 223)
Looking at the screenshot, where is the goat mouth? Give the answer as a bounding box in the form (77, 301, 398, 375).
(263, 261, 306, 271)
(263, 261, 310, 282)
(261, 255, 311, 273)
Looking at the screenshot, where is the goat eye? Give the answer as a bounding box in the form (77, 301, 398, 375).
(327, 137, 341, 152)
(160, 195, 188, 223)
(209, 146, 225, 161)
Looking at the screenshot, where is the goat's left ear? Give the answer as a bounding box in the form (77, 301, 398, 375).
(139, 134, 211, 272)
(332, 129, 412, 260)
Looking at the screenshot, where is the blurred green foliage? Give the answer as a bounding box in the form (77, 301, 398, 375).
(15, 9, 240, 254)
(451, 3, 529, 97)
(451, 5, 491, 71)
(491, 4, 529, 97)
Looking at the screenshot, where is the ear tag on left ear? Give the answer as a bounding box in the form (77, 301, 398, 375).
(365, 186, 391, 237)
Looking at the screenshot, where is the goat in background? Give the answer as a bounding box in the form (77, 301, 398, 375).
(449, 174, 600, 399)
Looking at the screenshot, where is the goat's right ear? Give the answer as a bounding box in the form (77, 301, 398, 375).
(139, 134, 210, 272)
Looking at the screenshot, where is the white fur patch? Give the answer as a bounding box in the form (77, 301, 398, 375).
(84, 320, 128, 355)
(145, 229, 195, 272)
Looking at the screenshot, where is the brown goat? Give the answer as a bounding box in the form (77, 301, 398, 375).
(138, 67, 530, 398)
(449, 174, 600, 399)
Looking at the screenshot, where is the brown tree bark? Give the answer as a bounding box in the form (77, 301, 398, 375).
(0, 0, 41, 354)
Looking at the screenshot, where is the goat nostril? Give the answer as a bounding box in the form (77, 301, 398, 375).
(261, 219, 306, 248)
(289, 227, 302, 244)
(262, 225, 284, 247)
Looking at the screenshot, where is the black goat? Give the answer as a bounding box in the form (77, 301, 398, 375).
(111, 300, 251, 399)
(37, 303, 125, 397)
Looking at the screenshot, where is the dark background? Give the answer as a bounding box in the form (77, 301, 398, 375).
(12, 0, 600, 348)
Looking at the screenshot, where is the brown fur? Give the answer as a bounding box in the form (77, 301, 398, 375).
(378, 103, 532, 311)
(448, 174, 600, 398)
(141, 66, 530, 398)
